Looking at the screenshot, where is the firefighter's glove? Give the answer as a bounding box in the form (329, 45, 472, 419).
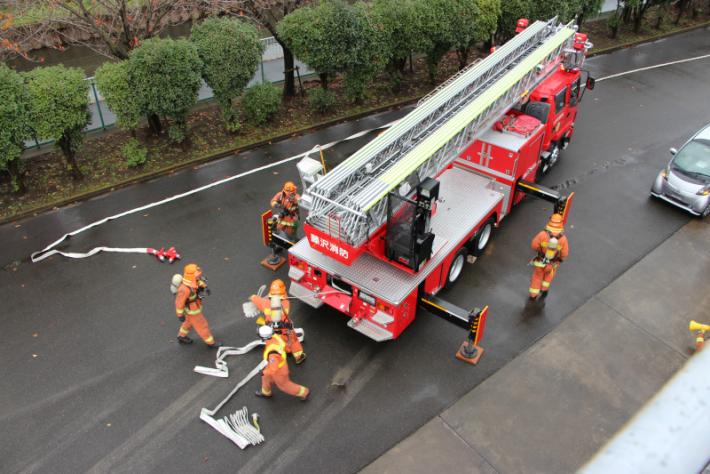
(243, 301, 260, 319)
(178, 315, 186, 323)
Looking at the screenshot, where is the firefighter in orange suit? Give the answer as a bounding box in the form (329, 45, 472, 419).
(250, 279, 306, 364)
(271, 181, 300, 239)
(175, 263, 221, 348)
(255, 325, 309, 400)
(529, 214, 569, 300)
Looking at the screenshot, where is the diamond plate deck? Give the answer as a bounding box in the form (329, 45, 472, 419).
(290, 167, 504, 305)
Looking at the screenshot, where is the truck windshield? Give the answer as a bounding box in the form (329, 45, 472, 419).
(671, 139, 710, 180)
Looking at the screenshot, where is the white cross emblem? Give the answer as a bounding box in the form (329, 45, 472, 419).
(477, 143, 493, 167)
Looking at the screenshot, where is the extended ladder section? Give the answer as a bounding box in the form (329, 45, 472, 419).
(304, 18, 578, 247)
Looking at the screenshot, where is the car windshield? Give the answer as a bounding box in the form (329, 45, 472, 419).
(671, 138, 710, 180)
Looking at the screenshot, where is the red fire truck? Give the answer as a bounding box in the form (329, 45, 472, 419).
(278, 19, 594, 341)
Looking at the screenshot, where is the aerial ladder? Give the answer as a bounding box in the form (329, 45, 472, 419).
(301, 18, 589, 258)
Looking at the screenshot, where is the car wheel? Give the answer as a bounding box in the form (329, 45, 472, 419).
(445, 247, 467, 288)
(702, 204, 710, 218)
(470, 218, 494, 256)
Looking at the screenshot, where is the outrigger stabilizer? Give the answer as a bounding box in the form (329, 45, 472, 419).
(419, 296, 490, 365)
(515, 179, 576, 224)
(260, 209, 297, 271)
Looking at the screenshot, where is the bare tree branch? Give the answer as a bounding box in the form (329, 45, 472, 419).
(5, 0, 210, 61)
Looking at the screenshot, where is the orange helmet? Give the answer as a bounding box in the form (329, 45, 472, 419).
(545, 214, 564, 235)
(283, 181, 297, 195)
(269, 279, 287, 297)
(182, 263, 202, 286)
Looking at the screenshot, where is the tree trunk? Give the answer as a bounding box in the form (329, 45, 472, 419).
(147, 113, 162, 135)
(7, 157, 25, 194)
(577, 11, 586, 29)
(58, 135, 83, 180)
(633, 10, 643, 33)
(387, 61, 404, 92)
(319, 73, 328, 90)
(281, 46, 296, 98)
(610, 19, 619, 39)
(622, 6, 632, 23)
(676, 0, 688, 24)
(427, 56, 437, 85)
(456, 48, 468, 70)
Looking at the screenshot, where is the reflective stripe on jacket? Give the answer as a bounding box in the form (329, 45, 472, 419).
(531, 231, 569, 267)
(263, 334, 288, 368)
(175, 284, 202, 317)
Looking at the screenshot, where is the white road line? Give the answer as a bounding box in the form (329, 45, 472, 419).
(597, 53, 710, 82)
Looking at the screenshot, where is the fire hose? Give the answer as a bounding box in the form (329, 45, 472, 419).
(194, 329, 305, 378)
(200, 360, 268, 449)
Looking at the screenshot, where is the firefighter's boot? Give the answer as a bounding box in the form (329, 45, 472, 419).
(294, 352, 307, 365)
(255, 390, 272, 399)
(540, 290, 549, 299)
(207, 340, 223, 349)
(177, 335, 193, 345)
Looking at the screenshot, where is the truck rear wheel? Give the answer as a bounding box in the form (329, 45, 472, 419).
(445, 247, 468, 288)
(470, 218, 494, 256)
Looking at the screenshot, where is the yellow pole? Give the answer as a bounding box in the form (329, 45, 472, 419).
(319, 146, 327, 174)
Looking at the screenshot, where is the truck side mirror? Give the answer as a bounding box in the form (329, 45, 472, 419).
(586, 77, 595, 90)
(670, 147, 677, 155)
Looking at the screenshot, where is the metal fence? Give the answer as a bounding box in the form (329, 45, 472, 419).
(26, 36, 313, 149)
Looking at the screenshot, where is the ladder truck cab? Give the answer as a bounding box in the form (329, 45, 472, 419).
(285, 19, 594, 342)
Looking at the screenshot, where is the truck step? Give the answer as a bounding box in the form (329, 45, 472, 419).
(347, 319, 393, 342)
(289, 281, 325, 309)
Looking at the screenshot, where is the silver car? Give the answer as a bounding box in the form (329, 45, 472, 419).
(651, 123, 710, 217)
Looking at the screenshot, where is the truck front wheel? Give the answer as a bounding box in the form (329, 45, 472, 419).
(541, 141, 560, 175)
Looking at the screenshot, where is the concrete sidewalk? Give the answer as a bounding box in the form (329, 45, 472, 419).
(363, 218, 709, 474)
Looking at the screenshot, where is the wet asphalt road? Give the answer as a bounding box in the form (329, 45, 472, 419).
(1, 27, 709, 474)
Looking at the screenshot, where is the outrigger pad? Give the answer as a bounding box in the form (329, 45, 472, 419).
(260, 255, 286, 271)
(455, 342, 484, 365)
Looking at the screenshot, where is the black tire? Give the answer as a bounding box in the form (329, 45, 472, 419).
(701, 204, 710, 218)
(470, 218, 494, 256)
(540, 142, 560, 175)
(445, 247, 468, 288)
